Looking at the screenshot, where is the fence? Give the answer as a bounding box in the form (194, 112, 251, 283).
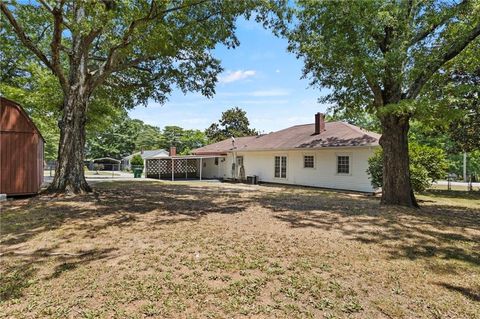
(44, 161, 134, 178)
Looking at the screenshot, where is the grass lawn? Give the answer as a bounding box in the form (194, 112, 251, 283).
(1, 181, 479, 318)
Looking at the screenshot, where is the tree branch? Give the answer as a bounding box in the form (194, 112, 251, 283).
(407, 22, 480, 99)
(1, 3, 54, 74)
(365, 75, 384, 107)
(90, 0, 212, 89)
(410, 0, 469, 46)
(51, 5, 69, 94)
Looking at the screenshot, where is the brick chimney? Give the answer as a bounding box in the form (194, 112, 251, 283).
(314, 112, 325, 134)
(169, 146, 177, 156)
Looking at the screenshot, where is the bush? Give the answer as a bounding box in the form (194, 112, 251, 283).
(367, 142, 448, 192)
(130, 154, 144, 167)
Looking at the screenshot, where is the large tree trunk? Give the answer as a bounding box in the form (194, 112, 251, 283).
(379, 114, 418, 207)
(48, 88, 91, 194)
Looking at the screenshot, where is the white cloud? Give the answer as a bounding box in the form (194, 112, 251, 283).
(219, 70, 256, 84)
(275, 69, 280, 73)
(250, 89, 291, 97)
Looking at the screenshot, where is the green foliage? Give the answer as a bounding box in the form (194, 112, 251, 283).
(130, 154, 144, 167)
(1, 0, 264, 174)
(2, 1, 264, 106)
(85, 116, 208, 158)
(447, 151, 480, 181)
(415, 48, 480, 153)
(280, 0, 480, 113)
(159, 126, 208, 155)
(368, 143, 449, 192)
(327, 110, 380, 133)
(206, 107, 258, 142)
(0, 65, 61, 160)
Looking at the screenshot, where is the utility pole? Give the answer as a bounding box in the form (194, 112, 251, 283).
(463, 152, 467, 182)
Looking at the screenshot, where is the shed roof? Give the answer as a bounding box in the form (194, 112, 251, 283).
(193, 122, 380, 154)
(0, 96, 45, 141)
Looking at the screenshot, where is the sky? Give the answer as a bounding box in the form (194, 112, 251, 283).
(128, 17, 330, 134)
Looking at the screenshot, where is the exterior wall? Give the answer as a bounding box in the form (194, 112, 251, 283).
(197, 157, 227, 179)
(0, 98, 44, 195)
(225, 147, 377, 192)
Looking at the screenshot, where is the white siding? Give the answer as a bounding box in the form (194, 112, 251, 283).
(224, 148, 377, 192)
(197, 157, 227, 179)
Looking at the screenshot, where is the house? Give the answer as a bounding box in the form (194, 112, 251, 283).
(0, 97, 45, 196)
(121, 149, 168, 170)
(191, 113, 380, 192)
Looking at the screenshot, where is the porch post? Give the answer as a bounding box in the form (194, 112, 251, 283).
(200, 158, 203, 181)
(171, 158, 174, 181)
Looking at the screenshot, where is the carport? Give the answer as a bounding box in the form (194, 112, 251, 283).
(145, 155, 226, 181)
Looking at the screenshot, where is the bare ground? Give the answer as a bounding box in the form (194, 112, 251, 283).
(0, 181, 479, 318)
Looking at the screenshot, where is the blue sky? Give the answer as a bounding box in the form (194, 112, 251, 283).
(128, 18, 330, 134)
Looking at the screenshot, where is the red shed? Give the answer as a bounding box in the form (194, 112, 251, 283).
(0, 97, 45, 196)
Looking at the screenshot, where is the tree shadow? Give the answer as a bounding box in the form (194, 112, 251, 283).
(0, 247, 116, 301)
(255, 189, 480, 266)
(1, 181, 251, 247)
(435, 282, 480, 302)
(420, 189, 480, 200)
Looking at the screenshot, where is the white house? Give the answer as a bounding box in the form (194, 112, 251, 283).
(121, 149, 168, 170)
(191, 113, 380, 193)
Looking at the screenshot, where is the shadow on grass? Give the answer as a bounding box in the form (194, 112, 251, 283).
(436, 282, 480, 302)
(1, 181, 251, 247)
(1, 181, 479, 303)
(0, 247, 116, 301)
(420, 189, 480, 200)
(256, 188, 480, 267)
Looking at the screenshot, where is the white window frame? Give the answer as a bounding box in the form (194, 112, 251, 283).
(274, 155, 287, 179)
(335, 153, 352, 175)
(303, 154, 315, 169)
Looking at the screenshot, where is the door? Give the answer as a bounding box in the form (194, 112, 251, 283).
(236, 156, 245, 180)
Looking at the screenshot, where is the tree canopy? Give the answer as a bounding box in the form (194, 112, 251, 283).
(270, 0, 480, 206)
(1, 0, 264, 193)
(206, 107, 258, 142)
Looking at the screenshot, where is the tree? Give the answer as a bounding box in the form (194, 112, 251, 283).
(367, 143, 449, 193)
(130, 154, 144, 168)
(134, 121, 165, 152)
(158, 126, 208, 154)
(2, 0, 260, 193)
(419, 48, 480, 154)
(0, 62, 124, 161)
(274, 0, 480, 206)
(161, 126, 185, 149)
(206, 107, 258, 142)
(179, 129, 208, 155)
(327, 110, 381, 133)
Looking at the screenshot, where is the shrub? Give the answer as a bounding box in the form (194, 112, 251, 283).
(367, 142, 448, 192)
(131, 154, 144, 167)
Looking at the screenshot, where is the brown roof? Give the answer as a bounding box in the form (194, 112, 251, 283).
(193, 122, 380, 154)
(1, 97, 45, 141)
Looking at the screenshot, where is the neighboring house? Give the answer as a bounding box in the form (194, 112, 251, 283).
(122, 149, 168, 170)
(192, 113, 380, 192)
(1, 97, 45, 196)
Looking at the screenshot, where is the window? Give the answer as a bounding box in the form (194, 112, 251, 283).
(274, 156, 287, 178)
(214, 158, 219, 165)
(337, 156, 350, 174)
(304, 155, 314, 168)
